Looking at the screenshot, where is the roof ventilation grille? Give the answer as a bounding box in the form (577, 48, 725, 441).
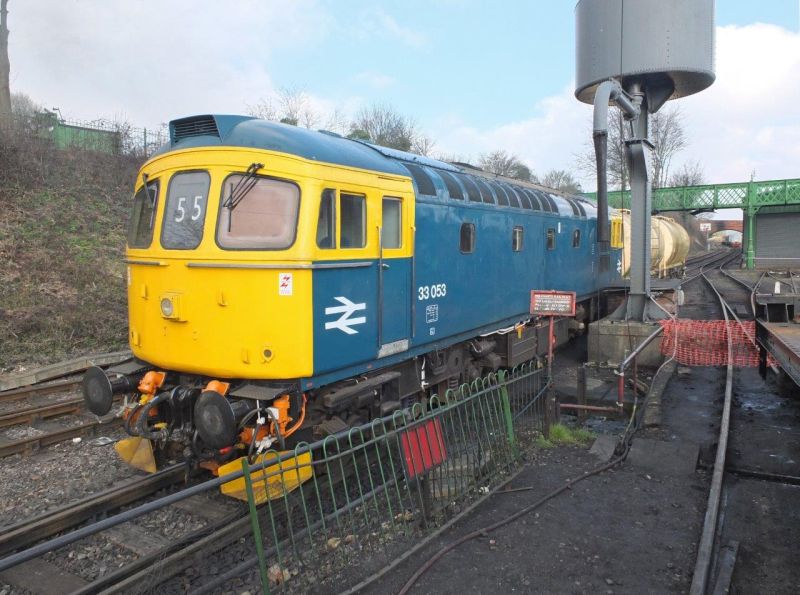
(170, 115, 220, 144)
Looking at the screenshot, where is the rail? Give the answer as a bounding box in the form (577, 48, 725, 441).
(0, 364, 548, 594)
(689, 271, 736, 594)
(0, 465, 186, 556)
(614, 250, 738, 406)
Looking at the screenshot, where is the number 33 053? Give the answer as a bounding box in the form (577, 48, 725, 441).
(418, 284, 447, 300)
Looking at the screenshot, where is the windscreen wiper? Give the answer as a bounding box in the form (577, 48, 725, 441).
(142, 172, 157, 229)
(223, 162, 264, 212)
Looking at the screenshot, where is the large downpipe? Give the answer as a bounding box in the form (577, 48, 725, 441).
(592, 79, 639, 271)
(593, 128, 609, 247)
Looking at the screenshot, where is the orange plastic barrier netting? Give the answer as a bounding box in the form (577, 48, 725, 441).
(659, 319, 764, 367)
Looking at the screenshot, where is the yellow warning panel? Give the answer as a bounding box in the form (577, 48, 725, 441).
(115, 437, 157, 473)
(219, 451, 313, 504)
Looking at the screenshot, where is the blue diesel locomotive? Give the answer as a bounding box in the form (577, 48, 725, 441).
(82, 114, 622, 474)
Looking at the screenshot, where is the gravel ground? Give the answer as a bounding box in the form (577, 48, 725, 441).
(42, 533, 138, 583)
(0, 424, 137, 525)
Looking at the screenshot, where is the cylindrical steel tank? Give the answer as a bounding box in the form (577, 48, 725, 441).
(575, 0, 715, 109)
(616, 211, 690, 278)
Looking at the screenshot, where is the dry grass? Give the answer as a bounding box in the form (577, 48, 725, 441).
(0, 132, 141, 371)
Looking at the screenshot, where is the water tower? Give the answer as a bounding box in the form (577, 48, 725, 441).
(575, 0, 715, 321)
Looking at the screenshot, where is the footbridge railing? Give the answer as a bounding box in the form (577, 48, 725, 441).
(586, 177, 800, 212)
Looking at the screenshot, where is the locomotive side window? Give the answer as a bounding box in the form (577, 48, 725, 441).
(161, 171, 210, 249)
(512, 226, 524, 252)
(316, 189, 336, 249)
(572, 229, 581, 248)
(546, 228, 556, 250)
(217, 175, 300, 250)
(127, 179, 160, 248)
(382, 197, 402, 249)
(460, 222, 475, 253)
(340, 193, 366, 248)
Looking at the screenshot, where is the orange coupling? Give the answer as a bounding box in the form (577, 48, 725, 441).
(137, 371, 166, 396)
(272, 395, 292, 436)
(204, 380, 231, 396)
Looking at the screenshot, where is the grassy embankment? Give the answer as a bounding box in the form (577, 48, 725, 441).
(0, 137, 141, 371)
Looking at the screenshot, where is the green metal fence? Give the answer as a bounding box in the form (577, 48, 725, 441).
(201, 363, 548, 594)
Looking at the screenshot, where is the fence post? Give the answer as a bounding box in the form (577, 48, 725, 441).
(497, 370, 518, 458)
(241, 458, 271, 595)
(577, 364, 587, 425)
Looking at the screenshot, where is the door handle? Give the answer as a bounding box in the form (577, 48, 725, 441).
(381, 263, 390, 270)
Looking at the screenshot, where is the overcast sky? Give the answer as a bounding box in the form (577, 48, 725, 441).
(6, 1, 800, 190)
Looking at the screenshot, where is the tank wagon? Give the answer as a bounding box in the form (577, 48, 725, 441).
(612, 210, 690, 278)
(83, 114, 623, 486)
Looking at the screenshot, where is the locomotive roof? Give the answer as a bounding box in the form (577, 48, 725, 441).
(155, 114, 594, 216)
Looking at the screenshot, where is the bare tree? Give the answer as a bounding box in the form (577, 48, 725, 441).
(348, 103, 419, 152)
(10, 91, 40, 118)
(411, 134, 435, 157)
(478, 150, 532, 181)
(575, 107, 629, 190)
(668, 160, 705, 187)
(0, 0, 11, 120)
(246, 87, 319, 129)
(535, 169, 582, 194)
(650, 107, 686, 188)
(576, 104, 686, 191)
(323, 107, 350, 136)
(277, 87, 319, 129)
(246, 98, 278, 121)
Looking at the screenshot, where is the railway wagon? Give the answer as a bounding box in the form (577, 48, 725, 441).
(83, 114, 622, 484)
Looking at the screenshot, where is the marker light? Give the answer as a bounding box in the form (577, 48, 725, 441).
(160, 297, 174, 317)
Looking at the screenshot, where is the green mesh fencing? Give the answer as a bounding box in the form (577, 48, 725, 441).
(212, 363, 547, 594)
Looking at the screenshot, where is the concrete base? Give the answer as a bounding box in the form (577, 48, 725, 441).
(587, 319, 664, 367)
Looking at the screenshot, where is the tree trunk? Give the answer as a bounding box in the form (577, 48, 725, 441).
(0, 0, 11, 121)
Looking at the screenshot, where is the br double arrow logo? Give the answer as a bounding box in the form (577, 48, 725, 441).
(324, 296, 367, 335)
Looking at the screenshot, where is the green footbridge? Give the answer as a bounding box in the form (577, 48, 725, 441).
(585, 178, 800, 269)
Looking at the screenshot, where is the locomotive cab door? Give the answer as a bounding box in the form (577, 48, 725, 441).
(377, 196, 411, 358)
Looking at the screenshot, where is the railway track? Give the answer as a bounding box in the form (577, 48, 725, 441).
(0, 417, 123, 458)
(0, 465, 187, 557)
(689, 262, 800, 593)
(0, 463, 350, 594)
(0, 357, 132, 459)
(0, 377, 82, 404)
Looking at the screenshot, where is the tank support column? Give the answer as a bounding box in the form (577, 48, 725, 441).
(625, 85, 659, 320)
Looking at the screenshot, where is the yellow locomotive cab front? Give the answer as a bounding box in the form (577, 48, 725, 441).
(125, 148, 315, 380)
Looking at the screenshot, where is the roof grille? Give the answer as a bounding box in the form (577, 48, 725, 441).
(171, 116, 219, 143)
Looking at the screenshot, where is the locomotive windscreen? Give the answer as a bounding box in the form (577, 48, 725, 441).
(217, 175, 300, 250)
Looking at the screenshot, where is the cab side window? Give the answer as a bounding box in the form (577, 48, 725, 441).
(128, 179, 160, 248)
(382, 197, 402, 249)
(316, 189, 336, 249)
(340, 193, 366, 248)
